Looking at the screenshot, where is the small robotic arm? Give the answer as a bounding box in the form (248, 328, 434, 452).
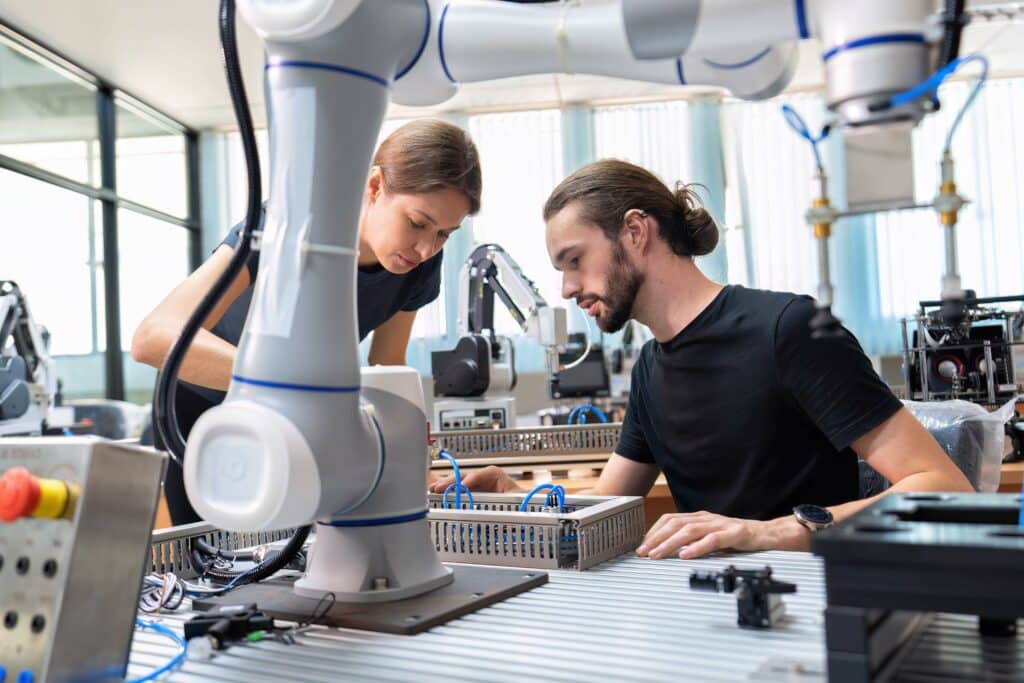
(0, 281, 58, 437)
(432, 244, 567, 399)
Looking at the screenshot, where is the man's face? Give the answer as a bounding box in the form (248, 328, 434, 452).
(546, 202, 644, 333)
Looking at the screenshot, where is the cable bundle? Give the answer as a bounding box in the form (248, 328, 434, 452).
(568, 404, 608, 425)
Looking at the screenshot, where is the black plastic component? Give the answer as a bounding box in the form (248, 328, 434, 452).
(813, 493, 1024, 682)
(185, 604, 274, 648)
(0, 356, 30, 420)
(30, 615, 45, 634)
(15, 557, 29, 575)
(431, 335, 491, 397)
(1006, 417, 1024, 463)
(810, 305, 844, 339)
(689, 565, 796, 629)
(551, 334, 610, 400)
(4, 611, 16, 629)
(979, 617, 1017, 637)
(42, 559, 57, 578)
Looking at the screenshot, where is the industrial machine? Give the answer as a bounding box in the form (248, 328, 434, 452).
(147, 0, 982, 629)
(903, 292, 1024, 405)
(0, 439, 167, 682)
(0, 281, 60, 437)
(431, 243, 568, 431)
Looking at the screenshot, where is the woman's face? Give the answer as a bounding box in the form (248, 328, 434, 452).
(362, 167, 470, 274)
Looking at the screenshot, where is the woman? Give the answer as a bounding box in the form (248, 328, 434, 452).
(132, 119, 481, 524)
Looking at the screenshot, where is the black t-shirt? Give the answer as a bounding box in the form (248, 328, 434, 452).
(177, 210, 442, 411)
(616, 285, 902, 521)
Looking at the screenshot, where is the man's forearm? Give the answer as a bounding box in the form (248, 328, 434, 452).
(763, 469, 973, 552)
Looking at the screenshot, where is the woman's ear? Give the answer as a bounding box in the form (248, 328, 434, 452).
(366, 166, 384, 204)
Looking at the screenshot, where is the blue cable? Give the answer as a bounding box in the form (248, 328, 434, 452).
(443, 482, 475, 510)
(126, 619, 187, 683)
(519, 483, 566, 513)
(1019, 477, 1024, 528)
(881, 54, 988, 151)
(437, 448, 474, 510)
(942, 55, 988, 152)
(568, 404, 609, 425)
(780, 103, 830, 170)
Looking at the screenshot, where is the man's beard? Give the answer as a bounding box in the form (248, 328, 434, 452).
(595, 242, 644, 333)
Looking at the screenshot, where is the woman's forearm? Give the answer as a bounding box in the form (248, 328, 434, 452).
(131, 318, 237, 391)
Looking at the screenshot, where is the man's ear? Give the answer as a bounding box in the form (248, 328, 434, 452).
(622, 208, 651, 254)
(366, 166, 383, 204)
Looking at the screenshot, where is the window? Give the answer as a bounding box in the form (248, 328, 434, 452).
(0, 37, 99, 185)
(118, 210, 192, 402)
(116, 98, 188, 218)
(0, 169, 95, 355)
(468, 109, 564, 335)
(722, 94, 823, 298)
(595, 101, 695, 188)
(0, 29, 197, 402)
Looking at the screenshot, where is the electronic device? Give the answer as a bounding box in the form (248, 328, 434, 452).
(903, 293, 1024, 404)
(551, 334, 610, 400)
(0, 439, 166, 683)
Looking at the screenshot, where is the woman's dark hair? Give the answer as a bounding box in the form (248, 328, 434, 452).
(543, 158, 719, 257)
(373, 119, 482, 215)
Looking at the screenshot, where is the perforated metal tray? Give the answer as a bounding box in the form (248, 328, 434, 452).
(427, 492, 644, 570)
(149, 522, 298, 580)
(430, 423, 621, 467)
(150, 492, 643, 576)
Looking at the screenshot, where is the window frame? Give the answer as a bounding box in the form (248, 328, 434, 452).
(0, 22, 201, 399)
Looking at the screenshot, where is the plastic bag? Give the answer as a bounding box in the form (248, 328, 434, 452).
(860, 398, 1017, 496)
(908, 398, 1017, 491)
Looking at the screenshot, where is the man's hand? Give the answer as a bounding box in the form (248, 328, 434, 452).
(427, 465, 521, 494)
(635, 511, 805, 560)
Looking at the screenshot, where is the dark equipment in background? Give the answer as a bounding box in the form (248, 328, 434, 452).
(903, 292, 1024, 405)
(0, 280, 60, 436)
(550, 333, 610, 400)
(689, 565, 797, 629)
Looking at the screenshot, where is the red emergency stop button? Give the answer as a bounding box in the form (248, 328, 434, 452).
(0, 467, 41, 522)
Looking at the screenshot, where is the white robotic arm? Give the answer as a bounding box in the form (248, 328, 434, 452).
(0, 281, 59, 437)
(432, 243, 567, 400)
(182, 0, 956, 602)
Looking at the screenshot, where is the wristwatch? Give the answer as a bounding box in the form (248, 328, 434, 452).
(793, 504, 834, 532)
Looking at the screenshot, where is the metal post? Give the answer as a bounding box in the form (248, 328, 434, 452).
(186, 132, 203, 271)
(97, 87, 124, 400)
(900, 318, 912, 399)
(917, 317, 930, 401)
(984, 340, 996, 405)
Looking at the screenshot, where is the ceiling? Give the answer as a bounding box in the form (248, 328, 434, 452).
(0, 1, 1021, 131)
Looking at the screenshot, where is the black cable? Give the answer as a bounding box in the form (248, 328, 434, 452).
(193, 537, 256, 562)
(938, 0, 967, 70)
(154, 0, 311, 590)
(227, 525, 312, 588)
(152, 0, 262, 464)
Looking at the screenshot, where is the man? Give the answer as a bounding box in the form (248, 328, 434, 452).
(431, 159, 971, 559)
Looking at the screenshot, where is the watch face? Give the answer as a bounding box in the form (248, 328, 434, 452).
(795, 504, 833, 525)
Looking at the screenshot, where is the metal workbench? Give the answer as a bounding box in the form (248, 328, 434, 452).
(127, 551, 1018, 682)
